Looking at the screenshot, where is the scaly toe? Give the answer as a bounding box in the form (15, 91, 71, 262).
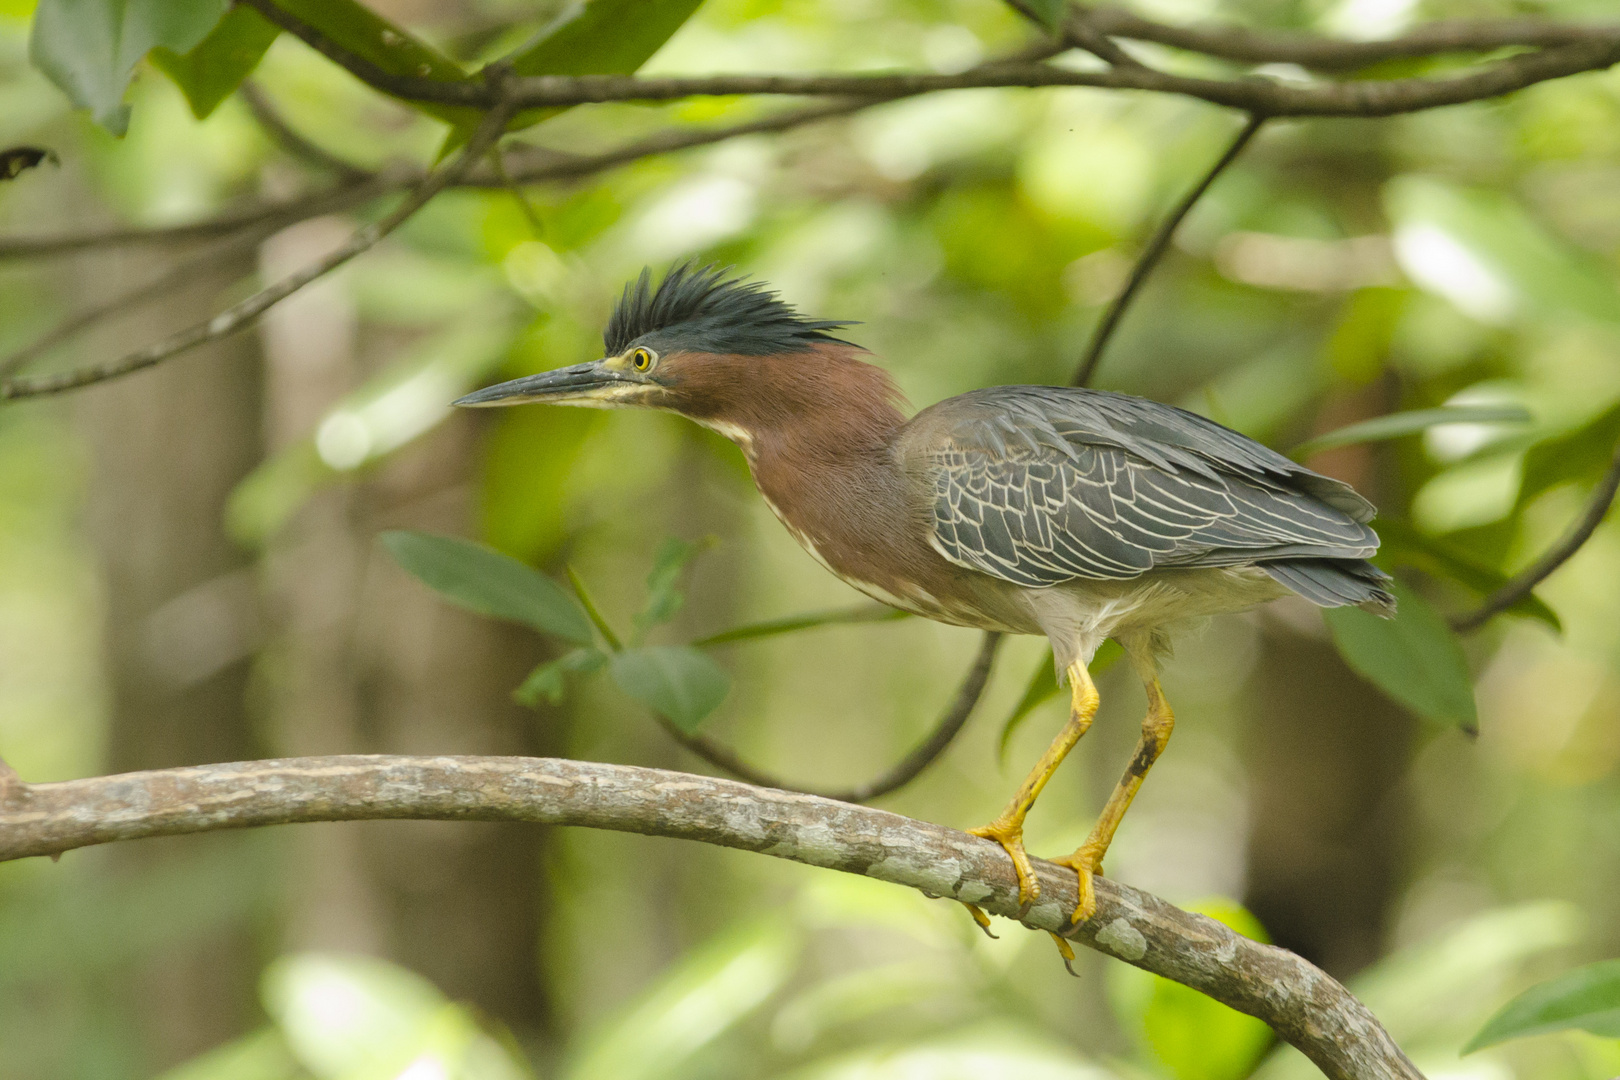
(967, 822, 1041, 907)
(1051, 852, 1101, 925)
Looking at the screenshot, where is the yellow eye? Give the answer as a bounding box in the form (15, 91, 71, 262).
(631, 348, 654, 372)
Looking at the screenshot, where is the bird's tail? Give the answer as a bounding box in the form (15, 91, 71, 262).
(1261, 558, 1396, 617)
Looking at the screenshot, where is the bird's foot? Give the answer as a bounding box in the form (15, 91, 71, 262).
(1048, 932, 1080, 977)
(961, 902, 998, 938)
(967, 817, 1040, 907)
(1050, 844, 1104, 925)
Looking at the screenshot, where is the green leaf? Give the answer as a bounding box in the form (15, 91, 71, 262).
(29, 0, 228, 133)
(514, 646, 606, 707)
(381, 530, 593, 644)
(1324, 580, 1478, 731)
(1010, 0, 1066, 30)
(693, 605, 906, 648)
(267, 0, 478, 128)
(634, 536, 711, 640)
(1139, 900, 1274, 1080)
(1466, 959, 1620, 1052)
(1290, 405, 1531, 460)
(998, 641, 1121, 763)
(611, 645, 731, 733)
(1517, 401, 1620, 513)
(1374, 519, 1560, 631)
(441, 0, 703, 148)
(151, 4, 279, 119)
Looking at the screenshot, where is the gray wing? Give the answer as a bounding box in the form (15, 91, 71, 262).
(914, 387, 1380, 588)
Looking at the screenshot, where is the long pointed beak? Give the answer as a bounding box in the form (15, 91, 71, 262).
(453, 360, 645, 408)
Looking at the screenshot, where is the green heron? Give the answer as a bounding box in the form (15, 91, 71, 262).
(457, 263, 1393, 936)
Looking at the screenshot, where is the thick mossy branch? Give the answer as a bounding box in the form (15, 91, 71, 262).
(0, 754, 1418, 1080)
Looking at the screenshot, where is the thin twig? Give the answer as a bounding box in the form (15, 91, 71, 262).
(0, 175, 390, 260)
(0, 101, 871, 260)
(240, 81, 370, 178)
(0, 92, 519, 401)
(207, 0, 1620, 118)
(0, 754, 1425, 1080)
(1083, 6, 1620, 72)
(1450, 440, 1620, 633)
(0, 230, 270, 379)
(654, 632, 1001, 802)
(1071, 113, 1265, 387)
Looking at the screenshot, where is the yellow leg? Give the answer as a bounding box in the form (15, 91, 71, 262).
(1052, 654, 1174, 925)
(968, 659, 1100, 906)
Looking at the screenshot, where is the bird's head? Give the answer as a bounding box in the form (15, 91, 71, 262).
(454, 263, 872, 440)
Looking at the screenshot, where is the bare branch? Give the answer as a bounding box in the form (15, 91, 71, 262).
(0, 230, 270, 379)
(0, 176, 391, 260)
(191, 0, 1620, 119)
(1084, 6, 1620, 72)
(240, 81, 370, 178)
(0, 753, 1421, 1080)
(0, 93, 519, 401)
(1072, 113, 1264, 388)
(1451, 439, 1620, 633)
(202, 29, 1620, 119)
(654, 632, 1002, 803)
(483, 44, 1620, 116)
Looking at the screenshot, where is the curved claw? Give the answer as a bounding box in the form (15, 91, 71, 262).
(1051, 848, 1102, 925)
(967, 819, 1040, 907)
(961, 902, 999, 939)
(1049, 932, 1080, 977)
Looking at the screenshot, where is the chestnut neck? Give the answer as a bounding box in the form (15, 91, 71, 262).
(670, 344, 908, 461)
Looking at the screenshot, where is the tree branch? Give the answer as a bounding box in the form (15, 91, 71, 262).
(0, 90, 519, 401)
(1083, 6, 1620, 72)
(1071, 113, 1264, 387)
(0, 176, 391, 260)
(0, 753, 1421, 1080)
(0, 229, 272, 379)
(653, 631, 1002, 803)
(216, 0, 1620, 118)
(1450, 439, 1620, 633)
(240, 80, 371, 178)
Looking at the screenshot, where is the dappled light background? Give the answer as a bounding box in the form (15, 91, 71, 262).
(2, 0, 1620, 1078)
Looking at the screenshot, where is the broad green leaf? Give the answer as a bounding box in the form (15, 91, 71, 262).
(511, 0, 702, 77)
(442, 0, 704, 148)
(997, 640, 1121, 763)
(514, 646, 606, 707)
(268, 0, 477, 129)
(151, 4, 278, 119)
(381, 530, 593, 644)
(29, 0, 228, 133)
(694, 605, 905, 647)
(1374, 518, 1560, 631)
(1517, 401, 1620, 513)
(1011, 0, 1066, 29)
(611, 645, 730, 733)
(634, 536, 711, 640)
(1324, 581, 1477, 731)
(1466, 959, 1620, 1052)
(1138, 900, 1274, 1080)
(1290, 405, 1531, 460)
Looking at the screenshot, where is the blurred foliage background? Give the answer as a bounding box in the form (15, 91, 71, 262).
(3, 0, 1620, 1077)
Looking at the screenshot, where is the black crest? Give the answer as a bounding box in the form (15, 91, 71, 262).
(604, 263, 856, 357)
